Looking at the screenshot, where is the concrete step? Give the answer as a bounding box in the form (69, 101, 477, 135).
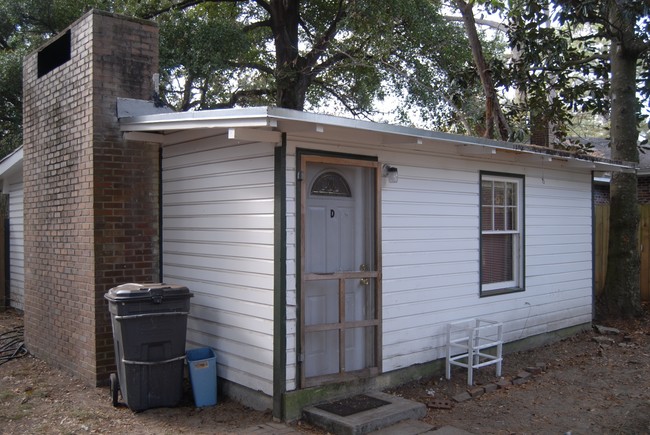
(302, 391, 427, 435)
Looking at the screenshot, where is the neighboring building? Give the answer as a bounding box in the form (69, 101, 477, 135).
(591, 137, 650, 204)
(0, 147, 24, 310)
(0, 9, 634, 421)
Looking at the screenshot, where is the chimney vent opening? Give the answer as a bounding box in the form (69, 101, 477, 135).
(37, 30, 71, 78)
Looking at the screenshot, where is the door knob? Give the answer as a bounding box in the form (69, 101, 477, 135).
(360, 264, 369, 286)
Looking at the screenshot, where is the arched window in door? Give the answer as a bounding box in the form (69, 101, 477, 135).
(310, 172, 352, 197)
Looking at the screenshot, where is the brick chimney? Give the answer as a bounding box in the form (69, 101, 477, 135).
(22, 10, 160, 385)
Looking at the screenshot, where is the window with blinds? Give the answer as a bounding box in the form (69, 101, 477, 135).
(480, 172, 525, 295)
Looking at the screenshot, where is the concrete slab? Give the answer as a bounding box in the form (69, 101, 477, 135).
(302, 391, 427, 435)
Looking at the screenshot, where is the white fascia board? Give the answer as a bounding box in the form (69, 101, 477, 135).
(119, 106, 634, 172)
(264, 108, 636, 172)
(119, 106, 278, 132)
(227, 128, 282, 143)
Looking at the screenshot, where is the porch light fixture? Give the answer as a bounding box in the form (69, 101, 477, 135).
(382, 164, 399, 183)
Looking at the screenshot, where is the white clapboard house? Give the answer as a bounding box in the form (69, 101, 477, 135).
(0, 147, 24, 311)
(0, 102, 632, 418)
(117, 104, 628, 418)
(1, 10, 634, 421)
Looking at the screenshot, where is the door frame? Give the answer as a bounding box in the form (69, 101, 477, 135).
(297, 151, 382, 388)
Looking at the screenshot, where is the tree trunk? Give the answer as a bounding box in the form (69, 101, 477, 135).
(455, 0, 511, 141)
(602, 1, 642, 318)
(270, 0, 309, 110)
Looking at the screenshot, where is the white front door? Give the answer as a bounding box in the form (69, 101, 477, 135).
(301, 156, 381, 386)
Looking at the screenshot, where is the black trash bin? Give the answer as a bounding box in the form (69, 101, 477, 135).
(105, 283, 193, 411)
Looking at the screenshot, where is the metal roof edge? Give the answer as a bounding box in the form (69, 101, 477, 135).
(264, 107, 635, 170)
(0, 146, 23, 177)
(119, 106, 274, 128)
(119, 105, 635, 171)
(117, 98, 174, 118)
(0, 146, 23, 193)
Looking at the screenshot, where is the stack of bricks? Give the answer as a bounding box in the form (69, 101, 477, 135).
(21, 10, 160, 385)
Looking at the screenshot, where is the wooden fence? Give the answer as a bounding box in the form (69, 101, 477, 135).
(594, 204, 650, 301)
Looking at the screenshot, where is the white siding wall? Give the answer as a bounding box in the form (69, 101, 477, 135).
(162, 130, 594, 395)
(9, 182, 24, 310)
(285, 153, 298, 392)
(285, 140, 593, 381)
(162, 135, 276, 396)
(380, 155, 593, 372)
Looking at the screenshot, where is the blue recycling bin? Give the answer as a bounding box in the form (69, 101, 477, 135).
(186, 347, 217, 407)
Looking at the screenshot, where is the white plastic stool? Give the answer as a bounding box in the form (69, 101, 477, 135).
(446, 318, 503, 385)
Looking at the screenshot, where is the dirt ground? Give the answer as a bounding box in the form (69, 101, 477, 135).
(2, 308, 650, 435)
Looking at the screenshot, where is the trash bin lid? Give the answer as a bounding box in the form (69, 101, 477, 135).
(105, 283, 191, 302)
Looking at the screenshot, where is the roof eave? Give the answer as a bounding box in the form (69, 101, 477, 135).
(119, 106, 635, 173)
(0, 146, 24, 194)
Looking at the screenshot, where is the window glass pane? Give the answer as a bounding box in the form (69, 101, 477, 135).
(481, 180, 493, 205)
(481, 205, 493, 231)
(506, 182, 517, 206)
(494, 182, 505, 206)
(311, 172, 352, 197)
(494, 206, 505, 231)
(507, 206, 517, 231)
(481, 233, 513, 285)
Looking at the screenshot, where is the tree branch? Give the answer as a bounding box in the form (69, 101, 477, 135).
(454, 0, 511, 140)
(440, 94, 475, 135)
(443, 15, 507, 33)
(20, 13, 58, 34)
(226, 60, 275, 75)
(242, 19, 272, 33)
(529, 52, 610, 73)
(312, 78, 364, 117)
(304, 0, 347, 71)
(213, 88, 274, 108)
(311, 51, 355, 77)
(140, 0, 255, 19)
(253, 0, 272, 16)
(179, 71, 195, 111)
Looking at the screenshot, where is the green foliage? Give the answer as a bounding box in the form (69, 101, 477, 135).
(11, 0, 644, 155)
(157, 5, 255, 110)
(0, 0, 109, 158)
(0, 0, 490, 153)
(139, 0, 479, 128)
(0, 48, 23, 156)
(355, 0, 484, 132)
(502, 0, 649, 147)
